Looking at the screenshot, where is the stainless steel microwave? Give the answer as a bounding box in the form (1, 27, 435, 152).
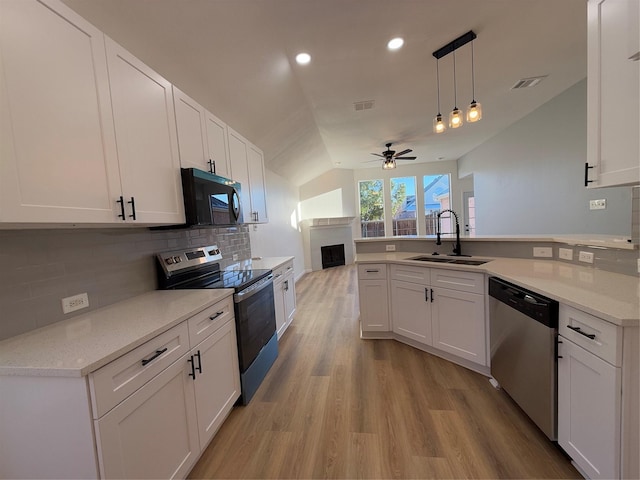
(181, 168, 242, 226)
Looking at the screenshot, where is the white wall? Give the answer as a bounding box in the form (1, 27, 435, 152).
(458, 79, 632, 236)
(249, 169, 305, 278)
(299, 168, 356, 219)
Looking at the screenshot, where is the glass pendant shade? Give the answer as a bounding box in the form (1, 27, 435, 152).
(466, 101, 482, 122)
(449, 108, 463, 128)
(382, 158, 396, 170)
(433, 113, 446, 133)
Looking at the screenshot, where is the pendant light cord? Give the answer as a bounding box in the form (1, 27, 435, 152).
(452, 49, 457, 109)
(436, 59, 441, 115)
(471, 40, 476, 103)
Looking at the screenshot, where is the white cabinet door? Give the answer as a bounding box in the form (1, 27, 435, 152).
(192, 320, 240, 449)
(359, 280, 390, 332)
(558, 337, 621, 480)
(173, 86, 208, 171)
(431, 288, 486, 365)
(391, 280, 432, 344)
(0, 0, 121, 224)
(227, 127, 251, 221)
(283, 269, 296, 326)
(105, 37, 185, 225)
(94, 353, 200, 480)
(587, 0, 640, 187)
(247, 144, 268, 223)
(274, 275, 286, 338)
(205, 111, 230, 178)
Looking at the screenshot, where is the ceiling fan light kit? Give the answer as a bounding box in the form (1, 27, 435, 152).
(432, 30, 481, 133)
(371, 143, 417, 170)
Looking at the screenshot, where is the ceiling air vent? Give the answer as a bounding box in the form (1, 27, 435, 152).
(511, 75, 548, 90)
(354, 100, 375, 111)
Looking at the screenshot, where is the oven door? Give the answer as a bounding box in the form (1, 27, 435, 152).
(234, 276, 276, 372)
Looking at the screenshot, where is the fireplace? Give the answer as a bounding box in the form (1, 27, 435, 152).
(321, 244, 346, 269)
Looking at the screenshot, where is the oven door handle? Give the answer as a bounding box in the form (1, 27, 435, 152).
(233, 274, 274, 303)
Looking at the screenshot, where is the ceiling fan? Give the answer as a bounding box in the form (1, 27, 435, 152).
(370, 143, 417, 169)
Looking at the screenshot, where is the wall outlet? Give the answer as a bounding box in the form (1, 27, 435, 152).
(589, 199, 606, 210)
(233, 253, 239, 261)
(385, 244, 396, 252)
(533, 247, 552, 258)
(578, 251, 594, 264)
(558, 248, 573, 260)
(62, 293, 89, 314)
(637, 258, 640, 274)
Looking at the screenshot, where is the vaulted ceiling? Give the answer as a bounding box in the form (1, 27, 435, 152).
(62, 0, 587, 186)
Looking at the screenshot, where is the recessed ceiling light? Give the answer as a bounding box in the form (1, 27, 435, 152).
(295, 52, 311, 65)
(387, 37, 404, 50)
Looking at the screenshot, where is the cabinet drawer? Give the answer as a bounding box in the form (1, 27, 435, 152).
(358, 264, 387, 280)
(390, 264, 428, 284)
(273, 260, 294, 282)
(89, 322, 190, 419)
(187, 296, 234, 347)
(559, 304, 622, 366)
(430, 268, 485, 294)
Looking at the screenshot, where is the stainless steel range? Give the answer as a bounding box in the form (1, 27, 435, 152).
(156, 245, 277, 405)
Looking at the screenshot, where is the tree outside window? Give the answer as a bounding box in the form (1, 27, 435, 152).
(359, 180, 385, 237)
(390, 176, 417, 236)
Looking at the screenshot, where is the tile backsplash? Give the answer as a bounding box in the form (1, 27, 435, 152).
(0, 226, 251, 341)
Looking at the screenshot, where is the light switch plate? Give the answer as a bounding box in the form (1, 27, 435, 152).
(578, 251, 594, 264)
(558, 248, 573, 260)
(533, 247, 552, 258)
(589, 199, 606, 210)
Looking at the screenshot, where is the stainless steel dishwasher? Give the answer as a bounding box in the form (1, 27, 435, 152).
(489, 277, 559, 440)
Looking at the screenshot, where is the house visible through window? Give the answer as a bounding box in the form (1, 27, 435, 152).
(390, 176, 417, 235)
(359, 180, 385, 237)
(423, 174, 451, 235)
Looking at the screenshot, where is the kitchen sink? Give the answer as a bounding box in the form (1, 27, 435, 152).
(408, 256, 489, 266)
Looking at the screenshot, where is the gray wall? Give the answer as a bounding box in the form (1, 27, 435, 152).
(458, 79, 632, 236)
(0, 227, 251, 341)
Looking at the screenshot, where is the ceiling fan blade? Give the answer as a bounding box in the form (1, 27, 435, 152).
(395, 156, 417, 160)
(394, 149, 412, 157)
(370, 153, 384, 157)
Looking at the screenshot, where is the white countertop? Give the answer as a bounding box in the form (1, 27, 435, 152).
(226, 256, 294, 271)
(354, 234, 638, 250)
(355, 252, 640, 327)
(0, 289, 233, 377)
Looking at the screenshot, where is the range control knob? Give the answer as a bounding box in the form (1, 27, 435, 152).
(165, 257, 174, 265)
(173, 256, 182, 263)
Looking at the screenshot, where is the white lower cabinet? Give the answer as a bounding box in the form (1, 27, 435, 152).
(558, 337, 620, 480)
(557, 304, 639, 480)
(391, 280, 432, 344)
(390, 264, 486, 368)
(274, 260, 296, 339)
(358, 264, 390, 335)
(94, 353, 200, 479)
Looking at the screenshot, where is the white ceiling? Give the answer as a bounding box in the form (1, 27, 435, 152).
(62, 0, 587, 186)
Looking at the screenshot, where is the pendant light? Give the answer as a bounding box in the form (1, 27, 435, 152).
(449, 49, 463, 128)
(466, 39, 482, 122)
(433, 58, 446, 133)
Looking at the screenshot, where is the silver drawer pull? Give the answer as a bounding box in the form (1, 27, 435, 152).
(141, 347, 168, 366)
(209, 311, 224, 321)
(365, 269, 379, 273)
(567, 325, 596, 340)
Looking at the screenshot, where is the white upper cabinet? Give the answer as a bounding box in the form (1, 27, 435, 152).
(105, 38, 185, 225)
(247, 144, 268, 223)
(173, 87, 230, 178)
(205, 111, 230, 179)
(0, 0, 121, 224)
(587, 0, 640, 187)
(227, 127, 268, 223)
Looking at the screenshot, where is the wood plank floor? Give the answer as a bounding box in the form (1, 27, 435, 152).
(189, 264, 579, 479)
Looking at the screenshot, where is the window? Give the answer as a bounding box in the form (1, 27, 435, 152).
(390, 176, 417, 235)
(423, 174, 451, 235)
(359, 180, 385, 237)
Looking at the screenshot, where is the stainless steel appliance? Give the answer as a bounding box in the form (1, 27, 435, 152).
(156, 245, 276, 405)
(489, 276, 559, 440)
(181, 168, 242, 226)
